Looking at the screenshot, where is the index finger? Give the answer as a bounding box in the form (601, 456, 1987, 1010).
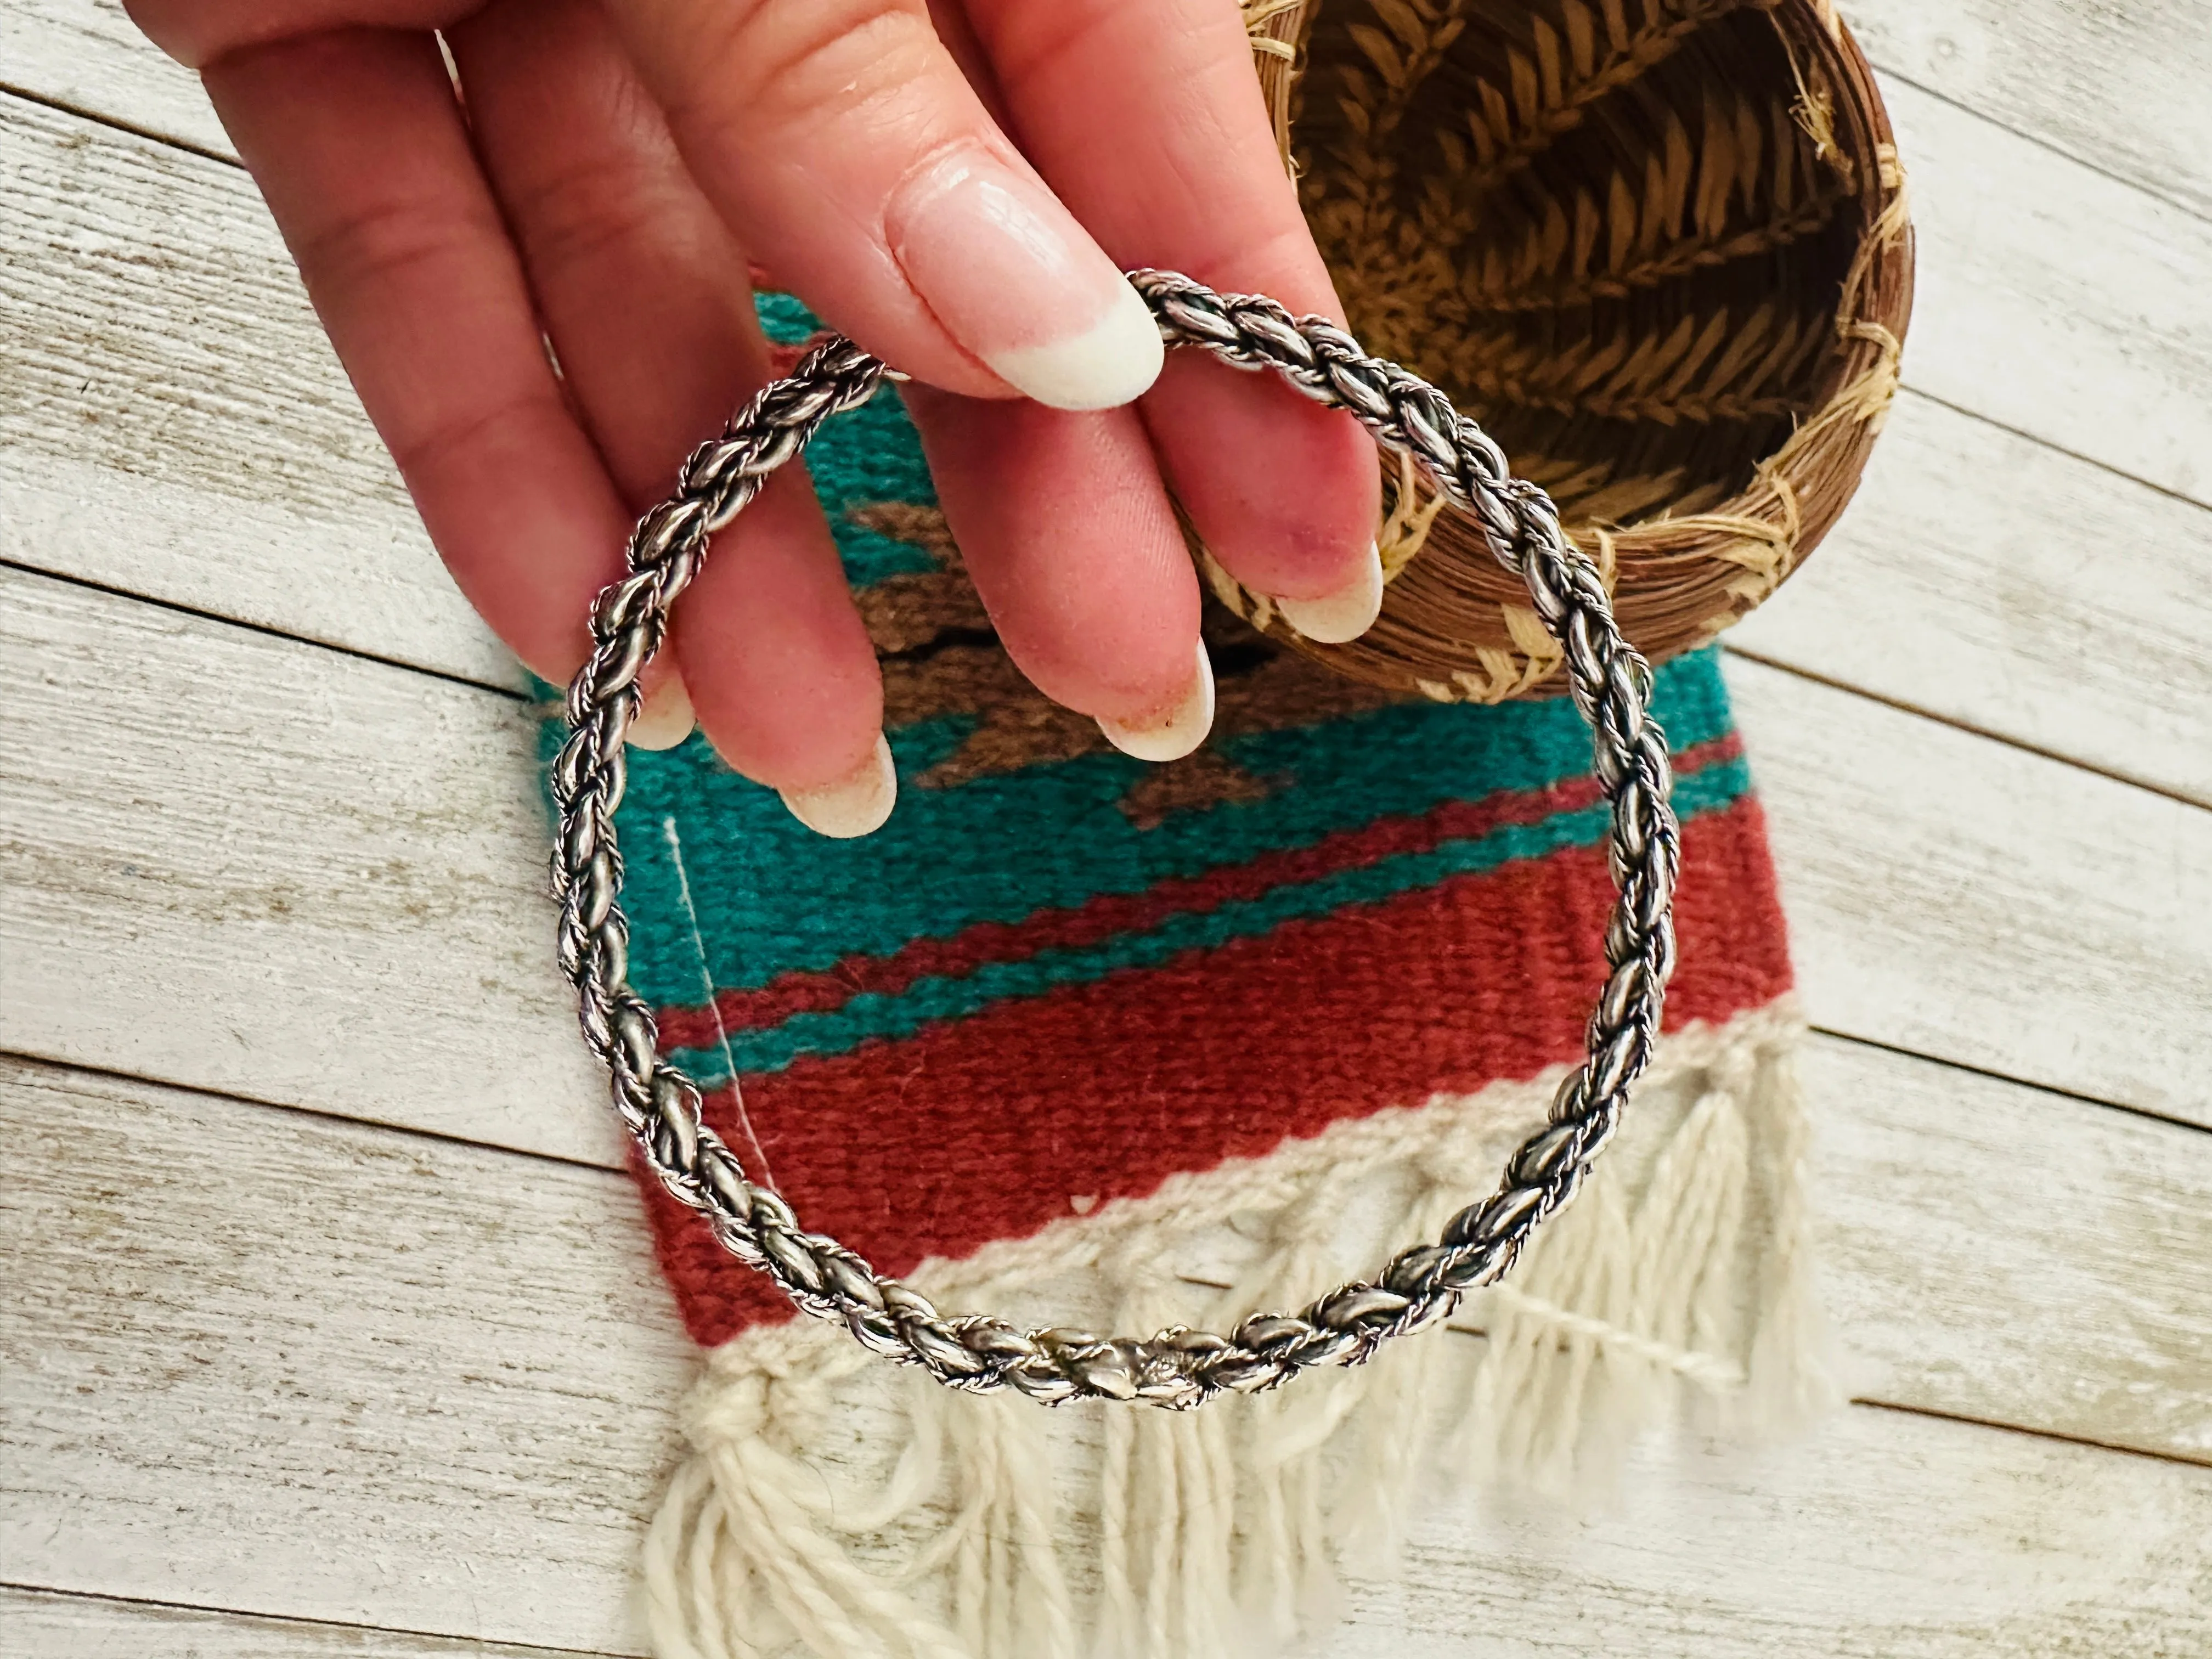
(599, 0, 1165, 412)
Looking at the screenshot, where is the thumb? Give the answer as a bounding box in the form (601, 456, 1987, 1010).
(602, 0, 1163, 410)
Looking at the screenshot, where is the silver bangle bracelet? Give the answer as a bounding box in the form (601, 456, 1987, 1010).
(548, 269, 1680, 1409)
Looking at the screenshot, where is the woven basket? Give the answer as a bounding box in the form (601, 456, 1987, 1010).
(1219, 0, 1914, 701)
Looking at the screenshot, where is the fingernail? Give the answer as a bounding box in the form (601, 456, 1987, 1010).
(986, 279, 1163, 411)
(1096, 641, 1215, 763)
(778, 734, 898, 838)
(628, 674, 696, 751)
(887, 145, 1163, 411)
(1274, 542, 1385, 644)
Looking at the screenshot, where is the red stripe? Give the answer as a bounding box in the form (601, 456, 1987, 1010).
(656, 733, 1745, 1048)
(637, 795, 1792, 1347)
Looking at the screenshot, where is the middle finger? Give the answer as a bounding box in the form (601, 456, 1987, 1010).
(964, 0, 1386, 644)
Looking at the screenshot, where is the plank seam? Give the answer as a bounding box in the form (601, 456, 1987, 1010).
(8, 1398, 2197, 1655)
(0, 557, 529, 704)
(1724, 644, 2212, 818)
(9, 47, 2208, 242)
(0, 77, 238, 170)
(1849, 1397, 2212, 1475)
(9, 93, 2209, 750)
(13, 1037, 2206, 1472)
(1895, 386, 2212, 519)
(0, 1579, 641, 1659)
(1866, 63, 2212, 229)
(0, 1044, 625, 1179)
(1805, 1025, 2212, 1142)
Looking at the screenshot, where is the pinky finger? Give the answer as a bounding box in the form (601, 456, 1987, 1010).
(440, 0, 889, 823)
(672, 470, 893, 837)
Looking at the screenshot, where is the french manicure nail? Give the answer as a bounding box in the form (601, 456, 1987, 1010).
(778, 735, 898, 838)
(1275, 542, 1385, 645)
(628, 674, 696, 751)
(887, 145, 1163, 410)
(985, 279, 1163, 411)
(1096, 641, 1216, 763)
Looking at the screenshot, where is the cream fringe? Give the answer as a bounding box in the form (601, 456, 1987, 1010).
(641, 999, 1827, 1659)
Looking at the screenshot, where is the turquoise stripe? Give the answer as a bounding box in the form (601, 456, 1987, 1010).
(667, 755, 1751, 1083)
(754, 292, 942, 586)
(754, 292, 821, 345)
(817, 387, 944, 586)
(605, 651, 1737, 1007)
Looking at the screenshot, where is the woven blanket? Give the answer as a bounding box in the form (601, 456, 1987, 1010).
(560, 296, 1825, 1659)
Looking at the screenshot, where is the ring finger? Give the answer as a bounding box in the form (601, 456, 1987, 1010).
(448, 0, 896, 832)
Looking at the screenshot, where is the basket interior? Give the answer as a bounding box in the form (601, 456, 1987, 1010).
(1288, 0, 1869, 536)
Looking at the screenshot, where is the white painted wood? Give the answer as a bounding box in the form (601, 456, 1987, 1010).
(1805, 1035, 2212, 1466)
(3, 10, 2208, 1658)
(1881, 77, 2212, 510)
(0, 1059, 689, 1658)
(1729, 388, 2212, 809)
(1843, 0, 2212, 223)
(0, 562, 610, 1169)
(3, 95, 2209, 1144)
(1729, 653, 2212, 1133)
(12, 31, 2212, 513)
(0, 1587, 613, 1659)
(1331, 1410, 2210, 1657)
(0, 0, 228, 157)
(0, 94, 520, 692)
(4, 1051, 2207, 1654)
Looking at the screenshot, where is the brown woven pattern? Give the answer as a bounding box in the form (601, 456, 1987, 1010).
(1218, 0, 1914, 701)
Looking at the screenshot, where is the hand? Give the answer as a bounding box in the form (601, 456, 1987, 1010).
(129, 0, 1381, 835)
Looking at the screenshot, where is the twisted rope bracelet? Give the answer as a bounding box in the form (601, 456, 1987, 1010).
(550, 269, 1681, 1409)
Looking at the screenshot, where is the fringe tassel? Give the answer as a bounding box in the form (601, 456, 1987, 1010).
(641, 1002, 1828, 1659)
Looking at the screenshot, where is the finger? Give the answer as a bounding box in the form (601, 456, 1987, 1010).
(446, 0, 889, 826)
(964, 0, 1385, 642)
(446, 0, 761, 503)
(200, 27, 687, 733)
(596, 0, 1161, 413)
(675, 471, 897, 836)
(903, 388, 1210, 761)
(893, 8, 1209, 760)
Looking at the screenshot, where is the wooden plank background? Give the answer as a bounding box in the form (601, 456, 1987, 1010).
(2, 2, 2207, 1654)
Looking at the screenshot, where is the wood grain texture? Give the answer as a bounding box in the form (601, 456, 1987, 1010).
(1734, 653, 2212, 1133)
(1329, 1411, 2210, 1658)
(14, 0, 2212, 225)
(9, 18, 2210, 516)
(1730, 388, 2212, 809)
(1807, 1036, 2212, 1466)
(0, 94, 518, 691)
(0, 1587, 619, 1659)
(4, 1048, 2208, 1655)
(1843, 0, 2212, 223)
(0, 562, 609, 1169)
(3, 7, 2209, 1656)
(0, 1059, 688, 1658)
(0, 0, 228, 157)
(1882, 77, 2212, 510)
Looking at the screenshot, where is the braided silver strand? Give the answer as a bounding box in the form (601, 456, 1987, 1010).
(549, 270, 1680, 1409)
